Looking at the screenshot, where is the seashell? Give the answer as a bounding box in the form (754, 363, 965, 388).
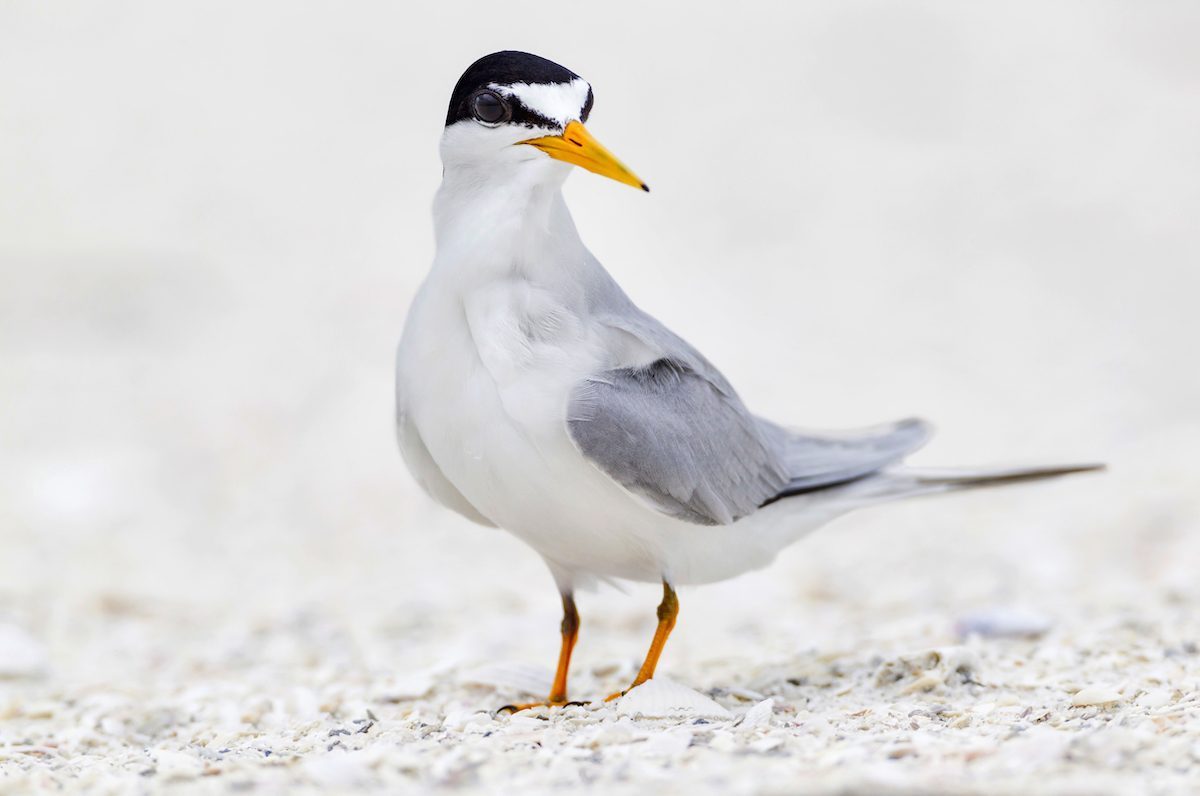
(376, 670, 436, 701)
(726, 687, 766, 702)
(899, 672, 945, 694)
(442, 709, 491, 731)
(737, 698, 775, 730)
(0, 623, 48, 679)
(876, 645, 979, 693)
(955, 607, 1053, 639)
(457, 661, 552, 696)
(616, 678, 732, 719)
(642, 727, 694, 756)
(1071, 687, 1123, 707)
(708, 730, 738, 752)
(580, 721, 639, 747)
(1135, 689, 1173, 709)
(749, 735, 784, 753)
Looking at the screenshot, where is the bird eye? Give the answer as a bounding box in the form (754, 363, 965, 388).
(471, 91, 509, 125)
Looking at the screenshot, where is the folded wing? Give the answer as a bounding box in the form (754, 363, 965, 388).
(566, 355, 931, 526)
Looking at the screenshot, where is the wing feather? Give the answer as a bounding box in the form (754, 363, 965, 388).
(565, 303, 933, 526)
(567, 357, 786, 525)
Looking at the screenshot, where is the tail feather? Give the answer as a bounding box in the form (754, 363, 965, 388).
(902, 463, 1104, 489)
(903, 463, 1107, 489)
(815, 462, 1106, 509)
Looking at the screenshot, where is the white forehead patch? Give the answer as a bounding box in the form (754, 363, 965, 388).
(492, 78, 590, 127)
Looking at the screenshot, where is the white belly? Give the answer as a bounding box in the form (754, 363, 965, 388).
(396, 277, 824, 586)
(398, 278, 651, 574)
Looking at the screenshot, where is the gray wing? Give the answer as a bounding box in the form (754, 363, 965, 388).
(565, 308, 932, 526)
(759, 417, 932, 505)
(568, 357, 789, 525)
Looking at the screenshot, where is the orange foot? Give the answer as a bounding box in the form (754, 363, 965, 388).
(495, 700, 587, 714)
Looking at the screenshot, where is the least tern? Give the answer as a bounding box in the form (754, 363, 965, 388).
(395, 51, 1101, 709)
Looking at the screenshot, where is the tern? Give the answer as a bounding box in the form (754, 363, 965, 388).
(395, 51, 1101, 710)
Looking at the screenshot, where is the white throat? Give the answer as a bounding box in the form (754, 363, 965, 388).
(432, 160, 586, 288)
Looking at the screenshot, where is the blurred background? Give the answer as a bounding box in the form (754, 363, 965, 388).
(1, 0, 1197, 704)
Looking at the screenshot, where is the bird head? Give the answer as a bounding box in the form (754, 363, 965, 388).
(440, 51, 648, 192)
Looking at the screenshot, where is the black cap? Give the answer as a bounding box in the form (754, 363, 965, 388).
(445, 51, 593, 128)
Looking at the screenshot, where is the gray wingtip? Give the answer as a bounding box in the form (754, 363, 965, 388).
(801, 415, 935, 446)
(897, 416, 935, 448)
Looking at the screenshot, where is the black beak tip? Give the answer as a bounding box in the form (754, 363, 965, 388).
(640, 183, 650, 193)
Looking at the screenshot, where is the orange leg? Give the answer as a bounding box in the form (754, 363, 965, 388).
(498, 593, 580, 712)
(605, 581, 678, 701)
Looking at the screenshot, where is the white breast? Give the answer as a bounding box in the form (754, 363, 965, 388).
(460, 278, 592, 431)
(398, 273, 656, 574)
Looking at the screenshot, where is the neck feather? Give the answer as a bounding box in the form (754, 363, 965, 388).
(432, 165, 584, 283)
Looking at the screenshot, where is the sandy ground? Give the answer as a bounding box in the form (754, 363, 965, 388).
(1, 477, 1198, 795)
(3, 2, 1200, 794)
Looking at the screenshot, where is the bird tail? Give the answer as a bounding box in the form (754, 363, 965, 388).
(828, 462, 1106, 507)
(902, 462, 1106, 489)
(749, 461, 1104, 579)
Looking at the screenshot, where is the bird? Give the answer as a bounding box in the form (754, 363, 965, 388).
(394, 50, 1102, 711)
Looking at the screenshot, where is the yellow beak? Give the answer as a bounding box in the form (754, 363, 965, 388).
(519, 121, 648, 192)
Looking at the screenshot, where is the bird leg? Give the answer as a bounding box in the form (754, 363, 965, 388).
(605, 581, 678, 701)
(497, 592, 581, 713)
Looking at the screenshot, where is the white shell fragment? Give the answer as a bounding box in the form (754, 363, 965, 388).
(0, 623, 48, 679)
(1135, 689, 1174, 709)
(642, 726, 695, 756)
(1071, 687, 1124, 707)
(615, 678, 732, 719)
(457, 662, 553, 696)
(737, 698, 775, 730)
(875, 646, 981, 693)
(955, 607, 1053, 639)
(376, 670, 436, 701)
